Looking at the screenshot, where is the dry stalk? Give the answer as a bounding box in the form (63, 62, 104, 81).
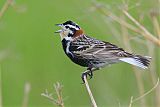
(92, 1, 159, 106)
(155, 85, 160, 107)
(147, 40, 157, 84)
(92, 2, 139, 34)
(153, 28, 160, 107)
(0, 1, 14, 106)
(148, 13, 160, 107)
(128, 78, 159, 107)
(122, 10, 160, 46)
(0, 65, 2, 107)
(133, 78, 159, 103)
(152, 16, 160, 39)
(0, 0, 13, 20)
(120, 14, 146, 107)
(92, 1, 160, 46)
(128, 96, 133, 107)
(54, 82, 64, 107)
(83, 73, 97, 107)
(22, 82, 31, 107)
(41, 82, 64, 107)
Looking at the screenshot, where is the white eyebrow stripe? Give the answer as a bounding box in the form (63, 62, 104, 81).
(65, 25, 80, 30)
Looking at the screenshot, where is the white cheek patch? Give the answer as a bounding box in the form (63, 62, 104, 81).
(64, 37, 73, 41)
(59, 32, 65, 40)
(70, 30, 74, 35)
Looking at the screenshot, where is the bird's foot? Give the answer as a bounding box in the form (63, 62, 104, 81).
(81, 68, 93, 84)
(87, 67, 93, 79)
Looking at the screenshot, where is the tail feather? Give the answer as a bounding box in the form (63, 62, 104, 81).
(119, 55, 151, 69)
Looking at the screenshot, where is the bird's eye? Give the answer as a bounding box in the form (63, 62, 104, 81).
(68, 33, 72, 37)
(70, 28, 76, 32)
(65, 26, 69, 29)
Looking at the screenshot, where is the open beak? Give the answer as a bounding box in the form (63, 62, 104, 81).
(55, 24, 62, 33)
(54, 29, 62, 33)
(55, 24, 62, 26)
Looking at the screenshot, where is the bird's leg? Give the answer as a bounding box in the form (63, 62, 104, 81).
(87, 67, 93, 79)
(81, 71, 89, 84)
(87, 64, 94, 79)
(81, 67, 100, 83)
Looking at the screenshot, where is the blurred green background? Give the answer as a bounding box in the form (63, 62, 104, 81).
(0, 0, 159, 107)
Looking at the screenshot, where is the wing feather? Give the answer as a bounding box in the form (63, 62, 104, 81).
(70, 35, 132, 61)
(68, 35, 150, 69)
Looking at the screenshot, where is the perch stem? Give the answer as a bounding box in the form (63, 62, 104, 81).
(84, 73, 97, 107)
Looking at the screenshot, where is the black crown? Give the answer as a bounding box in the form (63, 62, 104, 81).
(63, 20, 80, 29)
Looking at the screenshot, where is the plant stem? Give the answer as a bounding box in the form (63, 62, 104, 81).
(122, 10, 160, 46)
(0, 0, 13, 20)
(0, 65, 2, 107)
(83, 73, 97, 107)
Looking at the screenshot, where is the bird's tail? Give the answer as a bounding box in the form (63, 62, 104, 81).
(119, 55, 151, 69)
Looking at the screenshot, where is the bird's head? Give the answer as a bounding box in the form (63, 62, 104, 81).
(55, 20, 84, 41)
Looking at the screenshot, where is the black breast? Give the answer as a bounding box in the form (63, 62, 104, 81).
(61, 39, 89, 67)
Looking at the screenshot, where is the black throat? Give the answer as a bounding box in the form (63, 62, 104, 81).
(61, 38, 68, 53)
(61, 38, 73, 58)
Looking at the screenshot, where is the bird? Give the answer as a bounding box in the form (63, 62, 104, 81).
(55, 20, 151, 83)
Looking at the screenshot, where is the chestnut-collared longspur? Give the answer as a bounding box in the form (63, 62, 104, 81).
(55, 20, 151, 83)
